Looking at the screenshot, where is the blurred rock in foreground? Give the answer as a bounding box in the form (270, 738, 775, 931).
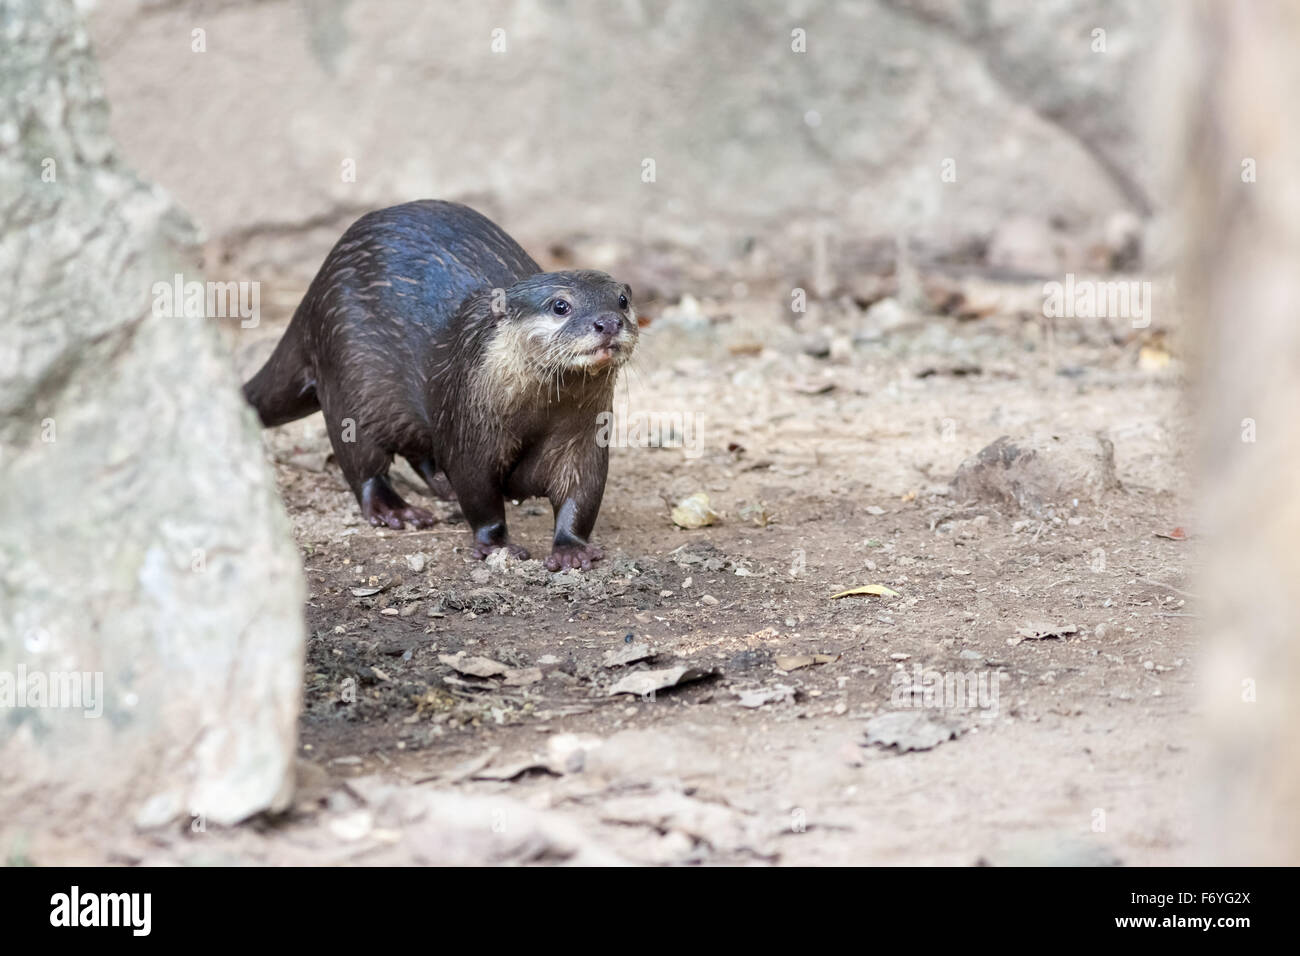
(1173, 0, 1300, 865)
(0, 0, 304, 835)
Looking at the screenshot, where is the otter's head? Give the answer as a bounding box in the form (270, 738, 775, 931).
(497, 270, 639, 376)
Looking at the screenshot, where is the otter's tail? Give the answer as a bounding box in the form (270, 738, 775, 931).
(242, 315, 320, 428)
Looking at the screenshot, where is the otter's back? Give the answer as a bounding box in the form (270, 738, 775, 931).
(339, 200, 541, 327)
(299, 200, 537, 343)
(247, 201, 542, 429)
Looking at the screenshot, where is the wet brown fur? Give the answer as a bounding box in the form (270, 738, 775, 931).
(242, 201, 637, 569)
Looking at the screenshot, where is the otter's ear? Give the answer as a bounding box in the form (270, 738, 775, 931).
(459, 288, 511, 324)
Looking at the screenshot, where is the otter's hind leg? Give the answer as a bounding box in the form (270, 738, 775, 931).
(358, 475, 436, 530)
(318, 387, 435, 530)
(410, 457, 458, 501)
(242, 318, 321, 427)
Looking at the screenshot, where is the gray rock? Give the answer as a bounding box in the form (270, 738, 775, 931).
(0, 0, 304, 830)
(800, 336, 832, 359)
(951, 433, 1119, 517)
(861, 297, 917, 335)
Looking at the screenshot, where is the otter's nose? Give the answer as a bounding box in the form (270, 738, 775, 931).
(592, 314, 622, 337)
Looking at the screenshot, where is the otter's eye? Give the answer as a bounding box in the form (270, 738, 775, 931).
(618, 294, 629, 310)
(552, 299, 571, 316)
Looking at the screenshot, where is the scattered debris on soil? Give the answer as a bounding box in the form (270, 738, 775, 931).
(28, 268, 1192, 866)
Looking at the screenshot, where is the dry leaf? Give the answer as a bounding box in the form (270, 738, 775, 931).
(604, 642, 656, 667)
(608, 665, 713, 696)
(671, 493, 720, 529)
(831, 584, 900, 599)
(863, 711, 962, 752)
(789, 378, 836, 395)
(735, 684, 795, 708)
(775, 653, 839, 671)
(471, 757, 557, 781)
(503, 666, 543, 686)
(1011, 623, 1079, 645)
(1138, 345, 1171, 371)
(439, 652, 509, 678)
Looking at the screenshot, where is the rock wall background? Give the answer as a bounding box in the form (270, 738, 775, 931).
(86, 0, 1166, 283)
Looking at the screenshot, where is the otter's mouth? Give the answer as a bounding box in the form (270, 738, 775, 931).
(576, 343, 624, 367)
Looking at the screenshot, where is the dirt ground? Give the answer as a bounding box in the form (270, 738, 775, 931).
(109, 260, 1197, 866)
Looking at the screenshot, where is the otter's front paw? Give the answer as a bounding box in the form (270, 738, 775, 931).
(360, 476, 437, 530)
(364, 501, 436, 530)
(472, 541, 530, 561)
(545, 541, 604, 572)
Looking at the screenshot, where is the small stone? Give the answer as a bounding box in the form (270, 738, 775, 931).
(829, 336, 855, 363)
(861, 297, 913, 334)
(801, 335, 831, 358)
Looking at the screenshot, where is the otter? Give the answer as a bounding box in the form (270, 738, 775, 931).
(242, 200, 638, 571)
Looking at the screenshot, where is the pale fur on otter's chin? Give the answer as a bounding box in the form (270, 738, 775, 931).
(473, 310, 636, 414)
